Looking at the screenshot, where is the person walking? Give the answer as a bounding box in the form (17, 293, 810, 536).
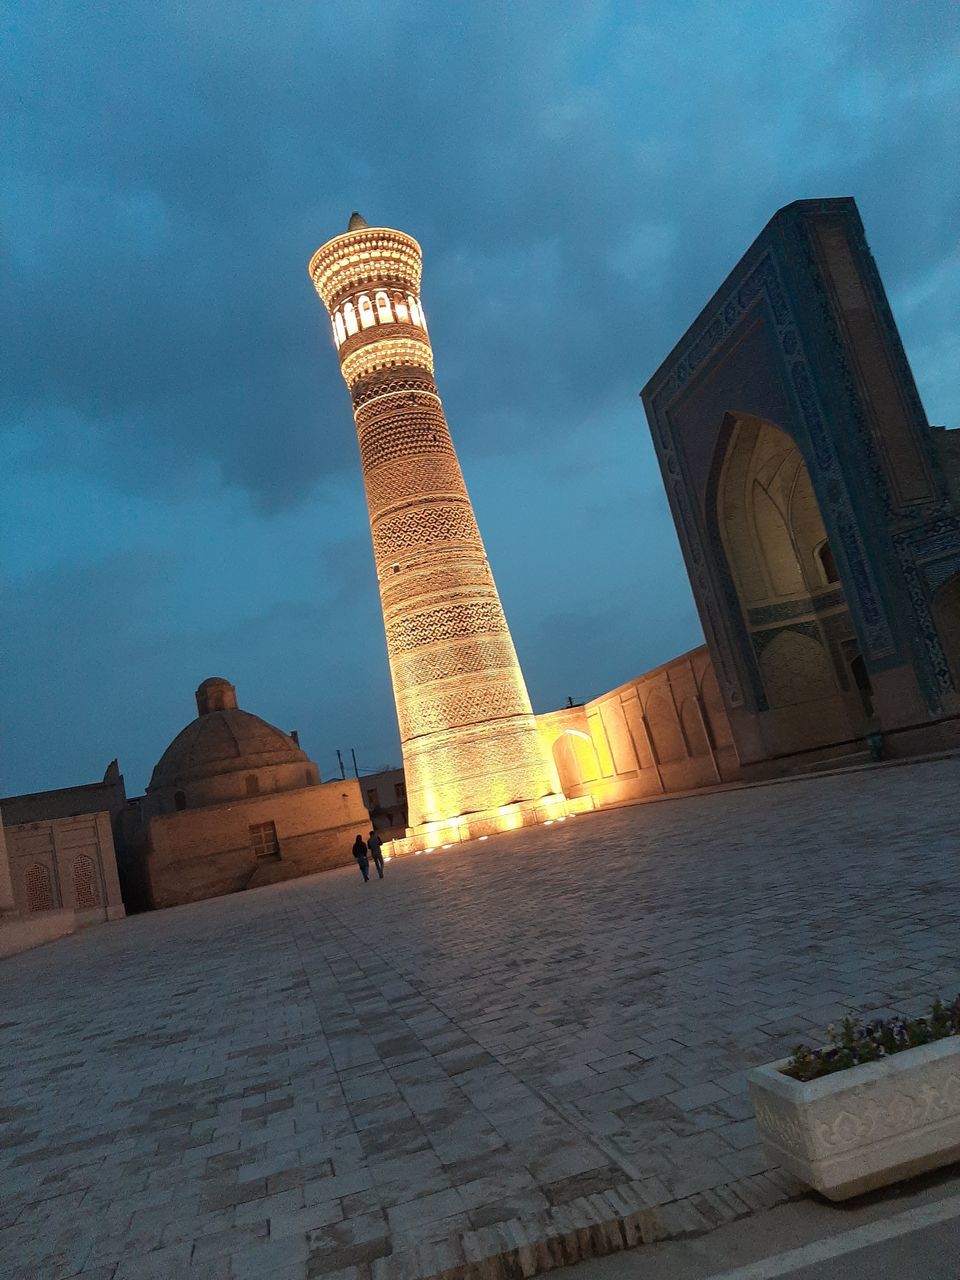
(352, 834, 370, 882)
(367, 830, 385, 879)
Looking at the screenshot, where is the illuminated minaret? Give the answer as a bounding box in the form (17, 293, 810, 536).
(309, 213, 561, 835)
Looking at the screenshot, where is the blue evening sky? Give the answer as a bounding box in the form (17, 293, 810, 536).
(2, 1, 958, 794)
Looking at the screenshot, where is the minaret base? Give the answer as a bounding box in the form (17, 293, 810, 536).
(383, 793, 597, 859)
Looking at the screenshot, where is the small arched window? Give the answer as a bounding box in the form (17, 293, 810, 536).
(817, 540, 840, 585)
(174, 790, 187, 811)
(26, 863, 54, 912)
(407, 295, 421, 326)
(343, 301, 358, 335)
(358, 295, 375, 328)
(415, 297, 427, 331)
(73, 854, 99, 909)
(334, 312, 346, 346)
(375, 291, 393, 323)
(393, 292, 409, 322)
(245, 774, 259, 797)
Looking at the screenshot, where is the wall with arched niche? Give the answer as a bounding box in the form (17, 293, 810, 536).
(537, 646, 739, 809)
(4, 811, 125, 925)
(714, 414, 867, 757)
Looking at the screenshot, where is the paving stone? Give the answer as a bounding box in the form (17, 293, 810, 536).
(3, 758, 959, 1278)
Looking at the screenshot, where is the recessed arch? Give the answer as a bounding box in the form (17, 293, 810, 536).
(551, 729, 600, 795)
(712, 413, 865, 723)
(358, 294, 375, 328)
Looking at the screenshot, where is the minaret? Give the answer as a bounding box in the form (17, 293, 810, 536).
(309, 213, 561, 837)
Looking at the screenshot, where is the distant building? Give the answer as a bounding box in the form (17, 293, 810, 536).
(129, 678, 369, 908)
(359, 767, 408, 834)
(0, 772, 127, 957)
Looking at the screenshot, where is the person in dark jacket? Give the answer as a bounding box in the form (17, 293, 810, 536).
(367, 830, 385, 879)
(352, 834, 370, 882)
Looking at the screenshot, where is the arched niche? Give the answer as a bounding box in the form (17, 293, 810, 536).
(714, 414, 852, 713)
(551, 730, 600, 795)
(644, 690, 685, 763)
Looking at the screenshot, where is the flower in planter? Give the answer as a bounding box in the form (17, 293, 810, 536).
(784, 996, 960, 1081)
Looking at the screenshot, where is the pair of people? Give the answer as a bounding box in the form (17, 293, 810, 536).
(352, 830, 385, 882)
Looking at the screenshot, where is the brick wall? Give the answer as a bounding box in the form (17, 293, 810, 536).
(538, 647, 739, 808)
(144, 778, 369, 908)
(5, 812, 126, 925)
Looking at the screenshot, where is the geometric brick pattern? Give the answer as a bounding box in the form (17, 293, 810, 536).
(396, 678, 531, 739)
(358, 409, 455, 472)
(372, 503, 481, 560)
(364, 455, 466, 514)
(379, 562, 495, 610)
(309, 220, 556, 827)
(71, 854, 99, 909)
(386, 600, 511, 654)
(390, 635, 522, 689)
(24, 861, 54, 912)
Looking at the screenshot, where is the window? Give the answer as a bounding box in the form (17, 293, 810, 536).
(334, 312, 346, 346)
(343, 301, 358, 335)
(394, 782, 406, 800)
(26, 863, 54, 912)
(73, 854, 99, 909)
(174, 790, 187, 811)
(249, 821, 280, 860)
(358, 294, 375, 328)
(375, 291, 393, 322)
(393, 292, 409, 322)
(407, 295, 421, 326)
(366, 788, 379, 809)
(245, 774, 259, 796)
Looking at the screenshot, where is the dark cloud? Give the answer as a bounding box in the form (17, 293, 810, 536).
(1, 1, 957, 792)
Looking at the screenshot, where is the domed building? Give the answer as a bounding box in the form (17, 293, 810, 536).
(146, 677, 320, 813)
(132, 679, 369, 908)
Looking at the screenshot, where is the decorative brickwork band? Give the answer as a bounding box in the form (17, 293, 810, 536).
(309, 219, 558, 829)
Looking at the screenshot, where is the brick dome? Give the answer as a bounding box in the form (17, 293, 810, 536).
(145, 679, 317, 811)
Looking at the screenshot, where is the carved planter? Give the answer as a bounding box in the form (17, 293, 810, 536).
(748, 1037, 960, 1200)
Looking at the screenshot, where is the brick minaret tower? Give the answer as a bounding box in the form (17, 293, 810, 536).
(309, 213, 560, 837)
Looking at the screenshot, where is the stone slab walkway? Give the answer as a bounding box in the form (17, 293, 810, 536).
(2, 757, 960, 1280)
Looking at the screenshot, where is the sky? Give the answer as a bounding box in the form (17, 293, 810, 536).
(2, 1, 958, 797)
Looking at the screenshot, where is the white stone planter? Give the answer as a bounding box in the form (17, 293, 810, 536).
(748, 1036, 960, 1200)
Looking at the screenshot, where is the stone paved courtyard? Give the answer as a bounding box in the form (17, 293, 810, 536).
(3, 757, 960, 1280)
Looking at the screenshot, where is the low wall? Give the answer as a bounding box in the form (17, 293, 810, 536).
(0, 909, 76, 960)
(538, 646, 740, 808)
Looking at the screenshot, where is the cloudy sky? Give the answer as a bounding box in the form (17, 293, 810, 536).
(2, 1, 958, 796)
